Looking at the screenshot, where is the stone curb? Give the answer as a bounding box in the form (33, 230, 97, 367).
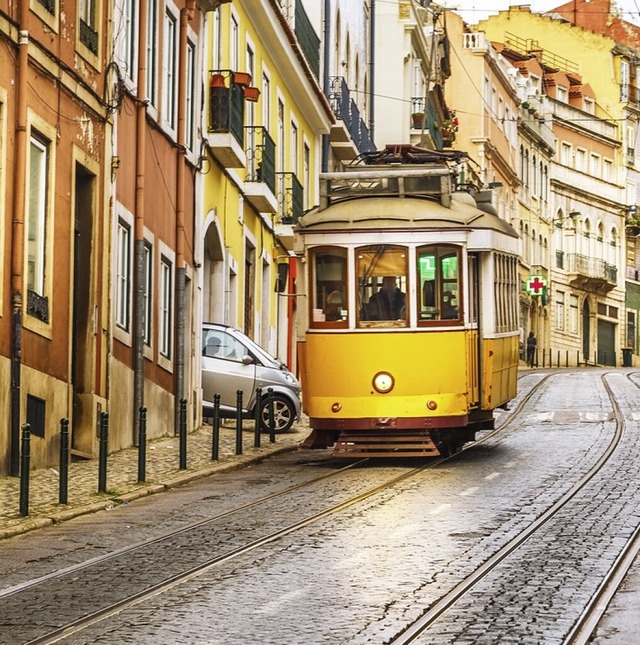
(0, 443, 299, 541)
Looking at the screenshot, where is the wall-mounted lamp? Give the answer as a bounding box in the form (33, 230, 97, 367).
(488, 181, 503, 189)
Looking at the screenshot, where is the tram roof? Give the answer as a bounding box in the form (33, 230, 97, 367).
(297, 192, 518, 239)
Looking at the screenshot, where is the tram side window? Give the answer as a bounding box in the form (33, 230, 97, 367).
(357, 244, 408, 326)
(417, 245, 461, 323)
(310, 247, 348, 326)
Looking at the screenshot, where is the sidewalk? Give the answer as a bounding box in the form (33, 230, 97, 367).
(0, 419, 306, 541)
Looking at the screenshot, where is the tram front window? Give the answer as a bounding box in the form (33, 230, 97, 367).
(310, 247, 348, 326)
(357, 245, 408, 326)
(418, 245, 461, 323)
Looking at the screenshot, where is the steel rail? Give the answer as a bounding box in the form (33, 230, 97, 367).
(388, 372, 625, 644)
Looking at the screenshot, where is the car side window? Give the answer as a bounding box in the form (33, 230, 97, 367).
(203, 330, 249, 362)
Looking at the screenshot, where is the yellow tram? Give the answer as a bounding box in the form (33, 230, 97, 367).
(294, 147, 520, 457)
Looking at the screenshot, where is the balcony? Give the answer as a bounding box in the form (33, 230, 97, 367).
(276, 172, 303, 224)
(207, 70, 246, 168)
(244, 126, 278, 213)
(565, 253, 617, 293)
(328, 76, 375, 160)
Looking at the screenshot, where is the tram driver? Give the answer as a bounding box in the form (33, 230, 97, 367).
(363, 276, 406, 321)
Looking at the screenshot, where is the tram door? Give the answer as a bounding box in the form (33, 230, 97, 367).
(468, 253, 480, 406)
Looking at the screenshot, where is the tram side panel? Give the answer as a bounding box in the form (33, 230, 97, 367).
(480, 334, 519, 411)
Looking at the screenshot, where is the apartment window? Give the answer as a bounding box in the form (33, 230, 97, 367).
(590, 153, 601, 177)
(79, 0, 98, 54)
(584, 97, 595, 114)
(185, 40, 195, 150)
(163, 7, 178, 130)
(115, 219, 131, 331)
(119, 0, 137, 80)
(569, 295, 579, 334)
(27, 135, 49, 300)
(143, 242, 152, 345)
(159, 256, 173, 358)
(146, 0, 158, 106)
(262, 73, 270, 127)
(621, 59, 630, 102)
(561, 142, 572, 165)
(213, 6, 223, 69)
(557, 85, 568, 103)
(555, 290, 565, 330)
(230, 14, 239, 72)
(575, 148, 586, 172)
(36, 0, 55, 14)
(290, 121, 298, 174)
(603, 159, 613, 182)
(303, 142, 310, 210)
(627, 124, 636, 163)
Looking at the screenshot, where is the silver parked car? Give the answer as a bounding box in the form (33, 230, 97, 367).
(202, 323, 301, 433)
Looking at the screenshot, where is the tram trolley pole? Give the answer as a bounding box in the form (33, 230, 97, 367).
(138, 406, 147, 483)
(19, 423, 31, 517)
(267, 387, 276, 444)
(254, 387, 262, 448)
(236, 390, 243, 455)
(211, 393, 221, 461)
(98, 412, 109, 494)
(179, 398, 187, 470)
(59, 418, 69, 505)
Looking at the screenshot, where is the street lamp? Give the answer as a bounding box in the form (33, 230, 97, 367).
(554, 211, 580, 228)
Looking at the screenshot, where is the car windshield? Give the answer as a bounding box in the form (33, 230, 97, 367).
(229, 329, 283, 368)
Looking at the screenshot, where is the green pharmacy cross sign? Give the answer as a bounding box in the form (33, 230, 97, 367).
(527, 275, 546, 296)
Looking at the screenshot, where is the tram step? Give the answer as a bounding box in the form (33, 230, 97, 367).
(333, 432, 441, 458)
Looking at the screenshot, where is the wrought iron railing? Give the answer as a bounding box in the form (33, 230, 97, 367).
(245, 126, 276, 195)
(276, 172, 303, 224)
(328, 76, 375, 154)
(294, 0, 320, 78)
(208, 70, 245, 147)
(565, 253, 617, 284)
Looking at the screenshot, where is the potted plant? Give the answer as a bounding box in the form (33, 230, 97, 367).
(232, 71, 252, 87)
(244, 86, 261, 102)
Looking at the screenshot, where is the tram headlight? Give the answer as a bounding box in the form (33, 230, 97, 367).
(373, 371, 395, 394)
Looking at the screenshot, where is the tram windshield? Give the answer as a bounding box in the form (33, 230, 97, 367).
(357, 245, 408, 326)
(417, 245, 461, 324)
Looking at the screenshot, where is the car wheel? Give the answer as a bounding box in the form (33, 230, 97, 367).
(259, 394, 296, 433)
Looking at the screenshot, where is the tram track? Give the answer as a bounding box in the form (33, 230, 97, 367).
(0, 374, 552, 644)
(387, 371, 627, 644)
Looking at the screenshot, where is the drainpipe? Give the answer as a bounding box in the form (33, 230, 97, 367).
(369, 0, 375, 144)
(321, 0, 331, 172)
(10, 4, 29, 476)
(133, 0, 149, 445)
(174, 3, 193, 434)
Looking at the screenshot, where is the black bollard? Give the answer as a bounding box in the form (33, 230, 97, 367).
(212, 393, 221, 461)
(98, 412, 109, 493)
(179, 398, 187, 470)
(267, 387, 276, 443)
(254, 387, 262, 448)
(19, 423, 31, 517)
(235, 390, 243, 455)
(138, 406, 147, 483)
(59, 418, 69, 505)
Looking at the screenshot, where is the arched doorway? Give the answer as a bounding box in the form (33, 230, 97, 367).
(203, 222, 225, 324)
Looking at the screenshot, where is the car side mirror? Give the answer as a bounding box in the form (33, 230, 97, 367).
(241, 354, 254, 365)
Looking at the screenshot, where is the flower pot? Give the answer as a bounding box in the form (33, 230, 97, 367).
(233, 71, 252, 87)
(244, 86, 261, 102)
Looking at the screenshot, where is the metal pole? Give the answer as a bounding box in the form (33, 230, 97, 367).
(236, 390, 243, 455)
(98, 412, 108, 493)
(19, 423, 30, 516)
(59, 418, 69, 504)
(179, 398, 187, 470)
(138, 406, 147, 482)
(268, 387, 276, 444)
(212, 393, 220, 461)
(254, 387, 262, 448)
